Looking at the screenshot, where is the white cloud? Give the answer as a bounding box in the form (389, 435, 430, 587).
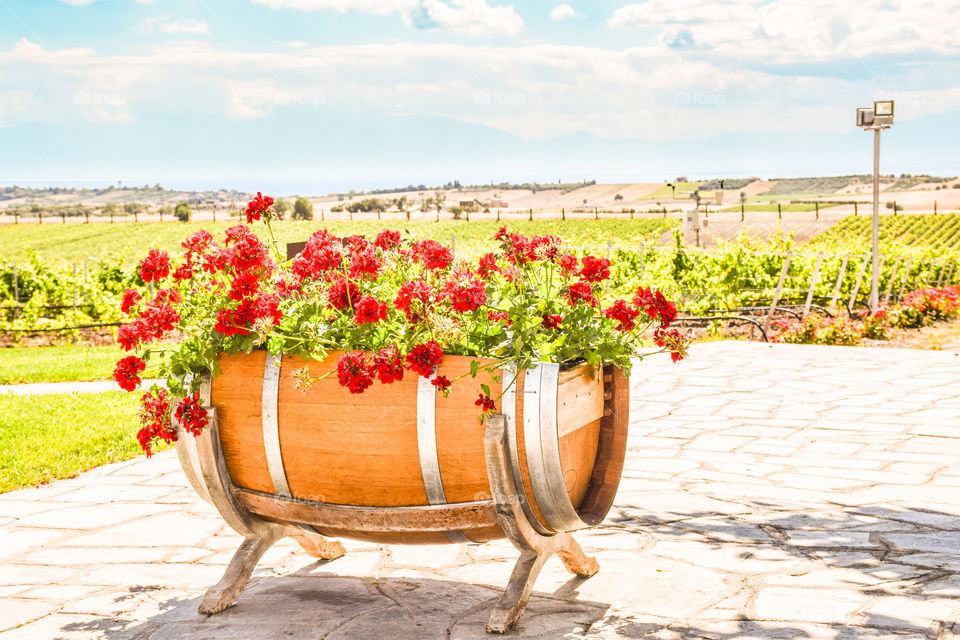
(136, 0, 155, 5)
(59, 0, 96, 5)
(550, 4, 576, 21)
(136, 16, 211, 36)
(609, 0, 960, 63)
(255, 0, 523, 35)
(0, 37, 954, 140)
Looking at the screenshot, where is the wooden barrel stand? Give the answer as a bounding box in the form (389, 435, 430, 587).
(175, 357, 630, 633)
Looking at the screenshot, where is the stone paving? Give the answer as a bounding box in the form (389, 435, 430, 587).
(2, 341, 960, 639)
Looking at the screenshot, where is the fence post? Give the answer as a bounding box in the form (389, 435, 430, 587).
(894, 200, 898, 215)
(741, 203, 744, 221)
(884, 256, 902, 304)
(594, 207, 598, 220)
(159, 208, 163, 222)
(349, 209, 353, 222)
(529, 208, 533, 221)
(848, 256, 869, 313)
(110, 210, 114, 223)
(934, 200, 938, 215)
(561, 208, 565, 221)
(803, 252, 823, 318)
(321, 208, 325, 222)
(61, 210, 66, 224)
(663, 207, 667, 218)
(854, 202, 858, 216)
(85, 210, 90, 224)
(134, 211, 138, 223)
(829, 254, 850, 314)
(377, 208, 381, 221)
(777, 202, 782, 221)
(815, 201, 819, 221)
(497, 208, 501, 221)
(38, 210, 42, 224)
(14, 212, 18, 225)
(898, 256, 914, 299)
(764, 251, 792, 334)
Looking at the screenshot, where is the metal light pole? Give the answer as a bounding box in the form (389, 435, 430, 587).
(857, 100, 894, 310)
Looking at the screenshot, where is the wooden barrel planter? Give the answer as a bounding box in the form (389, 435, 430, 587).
(176, 350, 631, 632)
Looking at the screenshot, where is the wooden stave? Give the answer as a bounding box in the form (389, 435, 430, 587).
(203, 351, 626, 543)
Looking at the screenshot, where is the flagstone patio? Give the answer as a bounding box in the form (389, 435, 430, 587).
(2, 341, 960, 639)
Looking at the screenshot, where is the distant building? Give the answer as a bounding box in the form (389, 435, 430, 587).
(489, 198, 508, 208)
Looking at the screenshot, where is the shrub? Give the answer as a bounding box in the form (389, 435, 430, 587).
(174, 202, 191, 222)
(292, 197, 314, 220)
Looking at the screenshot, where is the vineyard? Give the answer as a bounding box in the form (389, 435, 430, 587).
(812, 213, 960, 250)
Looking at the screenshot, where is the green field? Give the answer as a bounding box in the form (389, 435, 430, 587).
(812, 213, 960, 250)
(0, 345, 122, 384)
(0, 218, 678, 264)
(0, 391, 149, 492)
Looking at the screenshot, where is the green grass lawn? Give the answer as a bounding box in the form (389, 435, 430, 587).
(0, 391, 155, 492)
(0, 345, 122, 384)
(0, 218, 678, 264)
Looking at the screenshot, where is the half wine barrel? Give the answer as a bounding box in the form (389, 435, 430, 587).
(177, 351, 630, 545)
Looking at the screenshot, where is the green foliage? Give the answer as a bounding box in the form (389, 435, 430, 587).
(812, 213, 960, 250)
(345, 198, 388, 213)
(273, 197, 291, 220)
(292, 197, 314, 220)
(174, 201, 191, 222)
(763, 176, 864, 195)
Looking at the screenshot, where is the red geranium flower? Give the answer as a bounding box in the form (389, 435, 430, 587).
(394, 279, 433, 323)
(353, 295, 389, 325)
(542, 314, 562, 330)
(373, 346, 404, 384)
(566, 281, 597, 307)
(327, 275, 360, 311)
(337, 351, 373, 394)
(374, 230, 402, 250)
(443, 277, 487, 313)
(175, 393, 209, 437)
(113, 355, 146, 392)
(245, 192, 274, 224)
(139, 249, 171, 282)
(121, 289, 142, 315)
(411, 239, 453, 270)
(475, 393, 496, 412)
(182, 230, 213, 256)
(580, 255, 611, 282)
(406, 340, 443, 378)
(604, 299, 640, 332)
(431, 375, 451, 391)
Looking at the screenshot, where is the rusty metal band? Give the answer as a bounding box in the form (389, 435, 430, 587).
(523, 363, 587, 533)
(261, 355, 324, 537)
(174, 373, 212, 504)
(501, 365, 551, 536)
(417, 375, 472, 544)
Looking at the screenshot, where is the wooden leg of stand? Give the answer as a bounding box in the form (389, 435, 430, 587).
(483, 414, 599, 633)
(199, 531, 283, 614)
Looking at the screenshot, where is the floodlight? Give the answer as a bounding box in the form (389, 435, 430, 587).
(856, 107, 875, 127)
(874, 100, 894, 117)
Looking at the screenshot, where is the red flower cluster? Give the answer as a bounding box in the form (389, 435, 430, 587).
(431, 375, 451, 391)
(175, 393, 209, 436)
(373, 346, 404, 384)
(566, 281, 597, 307)
(327, 275, 360, 311)
(406, 340, 443, 377)
(353, 295, 388, 325)
(139, 249, 171, 282)
(633, 286, 678, 328)
(394, 280, 432, 323)
(475, 393, 496, 412)
(337, 351, 374, 394)
(604, 299, 640, 332)
(374, 230, 401, 250)
(121, 289, 142, 314)
(494, 226, 561, 265)
(214, 293, 281, 336)
(443, 277, 487, 313)
(411, 239, 453, 270)
(113, 355, 146, 392)
(245, 192, 274, 224)
(654, 328, 688, 363)
(580, 255, 611, 282)
(542, 314, 562, 330)
(292, 230, 343, 280)
(136, 389, 174, 456)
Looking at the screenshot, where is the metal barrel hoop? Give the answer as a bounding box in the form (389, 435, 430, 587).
(260, 354, 327, 538)
(174, 373, 213, 504)
(416, 375, 472, 543)
(501, 365, 552, 536)
(524, 363, 589, 532)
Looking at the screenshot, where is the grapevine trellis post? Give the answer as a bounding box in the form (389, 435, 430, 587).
(803, 253, 824, 318)
(829, 254, 850, 314)
(764, 252, 792, 334)
(12, 260, 18, 320)
(898, 256, 914, 299)
(848, 256, 869, 312)
(884, 256, 902, 304)
(72, 263, 78, 314)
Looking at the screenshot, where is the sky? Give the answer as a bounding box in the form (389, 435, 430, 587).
(0, 0, 958, 195)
